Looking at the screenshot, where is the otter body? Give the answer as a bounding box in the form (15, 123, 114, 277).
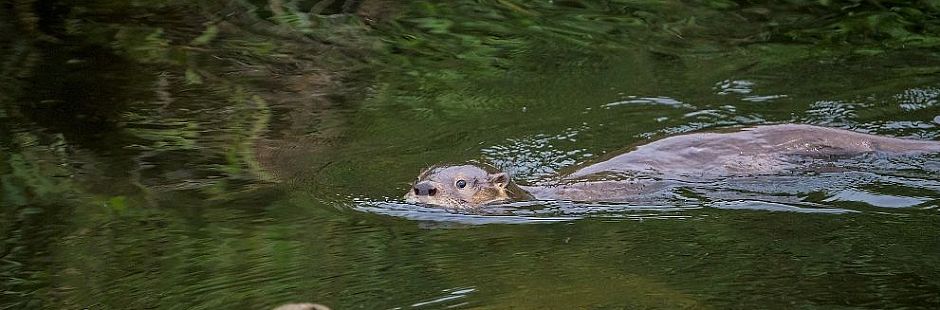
(405, 124, 940, 208)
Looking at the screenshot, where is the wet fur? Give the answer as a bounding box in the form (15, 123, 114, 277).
(406, 124, 940, 208)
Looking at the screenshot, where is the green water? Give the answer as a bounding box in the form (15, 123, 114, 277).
(3, 0, 940, 308)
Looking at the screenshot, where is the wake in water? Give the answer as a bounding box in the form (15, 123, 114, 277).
(354, 152, 938, 224)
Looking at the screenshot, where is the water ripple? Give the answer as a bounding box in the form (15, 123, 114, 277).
(482, 126, 591, 180)
(896, 86, 939, 111)
(602, 96, 694, 109)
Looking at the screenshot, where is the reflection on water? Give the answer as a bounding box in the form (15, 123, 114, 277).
(356, 198, 861, 225)
(824, 189, 927, 209)
(3, 0, 940, 308)
(714, 79, 790, 102)
(709, 200, 855, 214)
(407, 287, 476, 308)
(354, 201, 580, 225)
(740, 94, 788, 103)
(804, 100, 860, 126)
(714, 79, 755, 95)
(602, 96, 694, 109)
(898, 87, 939, 112)
(481, 126, 590, 180)
(355, 200, 703, 225)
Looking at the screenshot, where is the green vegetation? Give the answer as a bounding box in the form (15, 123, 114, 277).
(1, 0, 940, 308)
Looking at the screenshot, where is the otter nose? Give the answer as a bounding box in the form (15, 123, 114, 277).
(413, 181, 438, 196)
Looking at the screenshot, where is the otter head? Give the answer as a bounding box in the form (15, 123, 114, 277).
(404, 165, 516, 208)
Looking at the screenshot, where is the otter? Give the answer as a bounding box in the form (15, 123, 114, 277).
(404, 124, 940, 208)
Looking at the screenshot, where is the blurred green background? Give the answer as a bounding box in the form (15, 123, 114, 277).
(2, 0, 940, 308)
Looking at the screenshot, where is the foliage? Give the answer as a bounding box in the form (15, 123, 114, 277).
(2, 0, 940, 309)
(366, 0, 940, 114)
(0, 0, 372, 204)
(759, 0, 940, 48)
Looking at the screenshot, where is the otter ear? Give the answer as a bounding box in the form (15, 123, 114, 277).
(489, 172, 509, 189)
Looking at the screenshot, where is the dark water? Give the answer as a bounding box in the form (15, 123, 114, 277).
(3, 0, 940, 308)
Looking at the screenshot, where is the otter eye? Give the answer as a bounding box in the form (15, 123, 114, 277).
(455, 180, 467, 189)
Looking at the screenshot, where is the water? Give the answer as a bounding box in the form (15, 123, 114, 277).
(2, 0, 940, 308)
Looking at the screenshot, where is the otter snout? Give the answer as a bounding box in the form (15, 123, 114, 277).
(413, 181, 438, 196)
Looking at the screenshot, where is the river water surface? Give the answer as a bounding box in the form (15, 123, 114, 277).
(2, 0, 940, 308)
